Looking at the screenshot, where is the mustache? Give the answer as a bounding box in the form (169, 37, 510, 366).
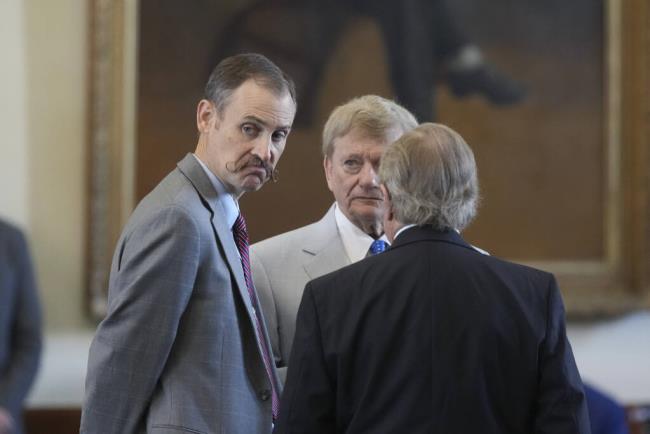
(225, 155, 279, 182)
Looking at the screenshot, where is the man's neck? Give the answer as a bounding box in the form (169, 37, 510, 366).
(193, 152, 243, 199)
(360, 221, 383, 239)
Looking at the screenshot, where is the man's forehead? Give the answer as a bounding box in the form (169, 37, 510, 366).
(333, 132, 389, 154)
(231, 79, 292, 103)
(224, 81, 295, 124)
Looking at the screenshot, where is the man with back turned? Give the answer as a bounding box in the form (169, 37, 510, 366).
(275, 123, 591, 433)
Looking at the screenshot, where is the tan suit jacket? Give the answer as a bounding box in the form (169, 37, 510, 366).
(251, 204, 349, 381)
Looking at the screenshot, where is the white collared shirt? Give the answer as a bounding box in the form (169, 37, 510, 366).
(192, 154, 239, 230)
(334, 203, 389, 263)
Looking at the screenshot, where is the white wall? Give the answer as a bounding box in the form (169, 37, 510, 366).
(0, 0, 89, 330)
(568, 312, 650, 404)
(0, 0, 29, 226)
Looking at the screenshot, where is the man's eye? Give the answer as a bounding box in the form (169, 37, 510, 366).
(272, 130, 288, 142)
(242, 124, 258, 136)
(343, 160, 362, 171)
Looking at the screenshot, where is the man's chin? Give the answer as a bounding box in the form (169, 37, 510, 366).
(350, 199, 383, 210)
(241, 175, 267, 192)
(348, 204, 384, 224)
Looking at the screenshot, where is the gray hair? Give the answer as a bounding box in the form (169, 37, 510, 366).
(322, 95, 418, 157)
(378, 123, 479, 231)
(204, 53, 297, 115)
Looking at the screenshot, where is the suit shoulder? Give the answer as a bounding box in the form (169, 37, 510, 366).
(474, 253, 557, 294)
(492, 254, 553, 278)
(252, 219, 325, 256)
(123, 190, 204, 247)
(0, 218, 21, 236)
(128, 169, 204, 221)
(0, 219, 28, 250)
(140, 168, 198, 208)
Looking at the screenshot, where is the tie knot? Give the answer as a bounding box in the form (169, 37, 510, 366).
(369, 239, 389, 256)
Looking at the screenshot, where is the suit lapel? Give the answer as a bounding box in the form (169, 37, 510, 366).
(177, 153, 282, 394)
(302, 204, 351, 279)
(176, 154, 255, 317)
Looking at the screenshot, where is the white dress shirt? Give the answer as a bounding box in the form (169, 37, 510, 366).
(334, 203, 390, 263)
(193, 154, 239, 230)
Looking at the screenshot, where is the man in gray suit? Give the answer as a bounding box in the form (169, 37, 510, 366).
(81, 53, 296, 434)
(251, 95, 417, 381)
(0, 219, 42, 434)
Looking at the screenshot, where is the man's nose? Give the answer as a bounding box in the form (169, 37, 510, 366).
(359, 163, 379, 188)
(251, 135, 273, 162)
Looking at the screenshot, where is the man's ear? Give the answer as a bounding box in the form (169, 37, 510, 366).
(196, 99, 217, 133)
(323, 156, 334, 192)
(380, 183, 391, 202)
(380, 184, 393, 220)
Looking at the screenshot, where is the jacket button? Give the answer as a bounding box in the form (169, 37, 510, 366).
(260, 389, 271, 401)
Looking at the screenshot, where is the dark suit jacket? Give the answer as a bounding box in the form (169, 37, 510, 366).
(81, 154, 280, 434)
(275, 226, 590, 434)
(0, 219, 42, 434)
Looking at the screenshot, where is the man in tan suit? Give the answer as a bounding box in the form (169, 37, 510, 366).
(251, 95, 417, 381)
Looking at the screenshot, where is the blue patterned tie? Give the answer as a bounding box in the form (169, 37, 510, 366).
(369, 239, 389, 256)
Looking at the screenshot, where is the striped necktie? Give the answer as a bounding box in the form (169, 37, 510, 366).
(232, 213, 279, 420)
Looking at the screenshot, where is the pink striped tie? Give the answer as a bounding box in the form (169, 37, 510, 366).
(232, 213, 279, 420)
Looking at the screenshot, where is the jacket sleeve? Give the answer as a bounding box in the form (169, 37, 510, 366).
(534, 275, 592, 434)
(0, 228, 42, 414)
(80, 206, 200, 434)
(274, 282, 336, 434)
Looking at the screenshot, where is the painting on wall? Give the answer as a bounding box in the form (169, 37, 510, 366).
(86, 0, 648, 318)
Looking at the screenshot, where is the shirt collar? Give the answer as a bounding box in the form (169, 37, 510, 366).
(193, 153, 239, 230)
(394, 224, 417, 241)
(334, 202, 389, 263)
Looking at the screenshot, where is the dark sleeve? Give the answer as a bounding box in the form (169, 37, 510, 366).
(80, 207, 200, 434)
(0, 229, 42, 413)
(274, 282, 336, 434)
(534, 275, 592, 434)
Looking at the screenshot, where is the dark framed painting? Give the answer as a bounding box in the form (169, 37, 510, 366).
(86, 0, 649, 318)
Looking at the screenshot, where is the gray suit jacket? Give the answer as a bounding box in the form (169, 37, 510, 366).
(250, 204, 349, 382)
(0, 220, 42, 434)
(81, 154, 280, 434)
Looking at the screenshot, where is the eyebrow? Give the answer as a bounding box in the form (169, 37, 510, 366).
(242, 115, 292, 131)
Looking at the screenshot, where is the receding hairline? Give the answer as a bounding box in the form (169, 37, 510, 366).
(211, 77, 297, 120)
(322, 96, 418, 157)
(204, 53, 297, 115)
